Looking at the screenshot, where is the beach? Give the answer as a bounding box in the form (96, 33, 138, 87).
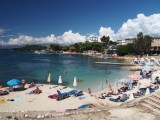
(1, 54, 160, 119)
(0, 84, 108, 112)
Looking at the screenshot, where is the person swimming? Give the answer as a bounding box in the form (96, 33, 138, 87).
(77, 79, 83, 82)
(64, 70, 67, 75)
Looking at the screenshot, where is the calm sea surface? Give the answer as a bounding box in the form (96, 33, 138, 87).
(0, 50, 134, 92)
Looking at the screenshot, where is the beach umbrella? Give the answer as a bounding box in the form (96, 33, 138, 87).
(129, 74, 141, 80)
(58, 75, 62, 85)
(73, 77, 77, 89)
(47, 73, 51, 85)
(7, 79, 20, 86)
(128, 93, 134, 101)
(145, 88, 150, 95)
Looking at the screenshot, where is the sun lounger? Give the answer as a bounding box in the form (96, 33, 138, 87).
(13, 87, 27, 92)
(67, 90, 78, 95)
(139, 88, 146, 95)
(119, 94, 128, 102)
(56, 90, 69, 101)
(0, 90, 9, 96)
(109, 94, 128, 102)
(133, 92, 142, 98)
(74, 91, 83, 97)
(109, 97, 120, 102)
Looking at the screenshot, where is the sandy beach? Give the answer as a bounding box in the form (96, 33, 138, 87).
(0, 84, 107, 112)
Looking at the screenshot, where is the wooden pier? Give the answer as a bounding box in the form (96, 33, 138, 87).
(95, 62, 135, 66)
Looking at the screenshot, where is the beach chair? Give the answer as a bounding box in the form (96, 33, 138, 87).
(139, 88, 146, 95)
(56, 90, 69, 101)
(67, 90, 78, 95)
(74, 91, 83, 97)
(149, 87, 155, 93)
(109, 96, 121, 102)
(119, 94, 128, 102)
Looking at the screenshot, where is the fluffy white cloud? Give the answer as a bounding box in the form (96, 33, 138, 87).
(99, 27, 115, 40)
(99, 13, 160, 41)
(8, 30, 86, 45)
(3, 13, 160, 45)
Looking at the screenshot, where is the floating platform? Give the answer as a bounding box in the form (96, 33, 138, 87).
(95, 62, 135, 66)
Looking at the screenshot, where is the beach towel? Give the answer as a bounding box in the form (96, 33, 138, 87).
(0, 98, 6, 104)
(79, 96, 87, 100)
(14, 97, 22, 102)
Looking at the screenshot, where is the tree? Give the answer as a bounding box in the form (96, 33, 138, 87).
(116, 45, 128, 56)
(134, 32, 153, 55)
(50, 44, 62, 51)
(143, 35, 153, 54)
(100, 36, 110, 48)
(92, 42, 103, 52)
(126, 43, 136, 55)
(62, 46, 69, 51)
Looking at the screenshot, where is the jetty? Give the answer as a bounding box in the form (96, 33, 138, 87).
(95, 62, 135, 66)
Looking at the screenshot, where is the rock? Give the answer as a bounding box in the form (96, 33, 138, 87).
(41, 115, 44, 118)
(37, 115, 41, 119)
(24, 114, 29, 118)
(45, 114, 49, 118)
(37, 115, 45, 119)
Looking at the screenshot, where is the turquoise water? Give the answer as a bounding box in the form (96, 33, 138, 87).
(0, 50, 134, 92)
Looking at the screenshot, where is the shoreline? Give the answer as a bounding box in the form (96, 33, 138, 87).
(0, 84, 107, 112)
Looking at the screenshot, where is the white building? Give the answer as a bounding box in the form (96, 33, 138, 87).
(117, 39, 126, 45)
(117, 38, 135, 45)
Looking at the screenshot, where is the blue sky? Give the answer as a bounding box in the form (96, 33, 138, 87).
(0, 0, 160, 45)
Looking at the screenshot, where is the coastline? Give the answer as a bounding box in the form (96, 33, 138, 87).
(1, 52, 160, 119)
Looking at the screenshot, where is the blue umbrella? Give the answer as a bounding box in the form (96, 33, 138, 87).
(7, 79, 20, 86)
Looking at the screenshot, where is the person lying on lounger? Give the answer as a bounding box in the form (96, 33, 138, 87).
(32, 87, 42, 94)
(0, 90, 9, 96)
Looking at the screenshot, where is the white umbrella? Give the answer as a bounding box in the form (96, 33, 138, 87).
(47, 73, 51, 85)
(58, 75, 62, 85)
(128, 93, 134, 101)
(145, 88, 150, 95)
(73, 77, 77, 89)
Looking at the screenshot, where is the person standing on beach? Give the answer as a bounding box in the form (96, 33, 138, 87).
(88, 88, 92, 95)
(21, 79, 26, 88)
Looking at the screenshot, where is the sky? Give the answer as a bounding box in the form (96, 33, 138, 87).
(0, 0, 160, 45)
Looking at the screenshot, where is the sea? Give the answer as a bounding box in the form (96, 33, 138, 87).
(0, 50, 134, 92)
